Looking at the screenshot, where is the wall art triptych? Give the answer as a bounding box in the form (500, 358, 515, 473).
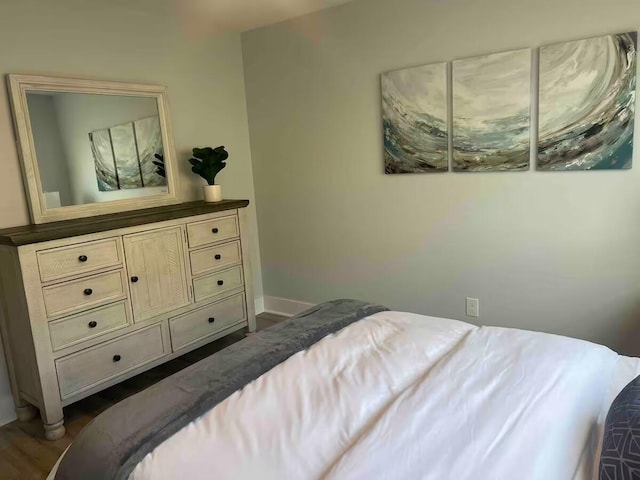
(382, 31, 637, 174)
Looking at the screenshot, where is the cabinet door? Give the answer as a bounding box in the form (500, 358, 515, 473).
(123, 227, 190, 322)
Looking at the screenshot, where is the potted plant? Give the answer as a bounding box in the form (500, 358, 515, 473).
(188, 146, 229, 202)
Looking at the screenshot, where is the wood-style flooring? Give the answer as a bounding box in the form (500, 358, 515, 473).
(0, 312, 286, 480)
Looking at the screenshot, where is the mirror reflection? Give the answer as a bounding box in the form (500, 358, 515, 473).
(26, 91, 167, 208)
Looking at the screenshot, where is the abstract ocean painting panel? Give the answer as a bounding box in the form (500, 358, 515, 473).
(538, 32, 637, 171)
(89, 129, 118, 191)
(134, 116, 165, 187)
(452, 49, 531, 172)
(382, 62, 448, 173)
(110, 122, 143, 189)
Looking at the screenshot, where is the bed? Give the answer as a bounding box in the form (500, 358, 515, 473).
(51, 299, 639, 479)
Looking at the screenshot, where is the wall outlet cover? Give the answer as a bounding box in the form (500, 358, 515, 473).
(466, 297, 479, 318)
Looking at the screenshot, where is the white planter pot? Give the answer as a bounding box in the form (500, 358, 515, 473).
(203, 185, 222, 202)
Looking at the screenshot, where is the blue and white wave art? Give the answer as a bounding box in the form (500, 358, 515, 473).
(538, 32, 637, 171)
(453, 49, 531, 171)
(382, 62, 448, 173)
(134, 116, 165, 187)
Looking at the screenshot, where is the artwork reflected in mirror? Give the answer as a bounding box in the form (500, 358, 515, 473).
(90, 115, 165, 191)
(26, 92, 168, 208)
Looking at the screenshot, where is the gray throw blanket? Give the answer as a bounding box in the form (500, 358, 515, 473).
(55, 298, 388, 480)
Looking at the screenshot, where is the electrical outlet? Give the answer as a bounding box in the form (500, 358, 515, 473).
(466, 297, 479, 318)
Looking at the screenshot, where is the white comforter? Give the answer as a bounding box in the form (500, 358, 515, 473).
(130, 312, 639, 480)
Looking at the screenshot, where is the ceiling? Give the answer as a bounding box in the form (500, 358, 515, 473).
(176, 0, 356, 34)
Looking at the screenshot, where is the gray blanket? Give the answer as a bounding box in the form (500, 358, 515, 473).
(55, 299, 388, 480)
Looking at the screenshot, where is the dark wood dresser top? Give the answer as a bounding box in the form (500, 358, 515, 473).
(0, 199, 250, 247)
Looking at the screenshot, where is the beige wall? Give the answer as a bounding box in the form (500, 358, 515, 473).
(242, 0, 640, 353)
(0, 0, 262, 424)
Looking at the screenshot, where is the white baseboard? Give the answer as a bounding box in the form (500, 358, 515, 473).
(263, 296, 315, 317)
(0, 410, 16, 427)
(254, 296, 265, 315)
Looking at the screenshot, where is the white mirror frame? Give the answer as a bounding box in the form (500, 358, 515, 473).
(7, 74, 180, 224)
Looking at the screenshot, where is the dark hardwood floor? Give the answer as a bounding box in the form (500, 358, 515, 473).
(0, 312, 286, 479)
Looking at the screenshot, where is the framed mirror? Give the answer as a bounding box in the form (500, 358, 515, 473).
(7, 74, 180, 224)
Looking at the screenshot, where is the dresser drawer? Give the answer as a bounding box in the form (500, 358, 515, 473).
(193, 265, 243, 303)
(56, 324, 165, 399)
(43, 270, 126, 318)
(37, 238, 121, 283)
(170, 293, 246, 351)
(190, 240, 241, 277)
(49, 301, 131, 351)
(187, 216, 239, 249)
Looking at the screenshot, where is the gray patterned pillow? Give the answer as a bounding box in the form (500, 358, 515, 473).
(600, 375, 640, 480)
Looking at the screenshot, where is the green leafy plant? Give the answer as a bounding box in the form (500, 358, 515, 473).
(188, 146, 229, 185)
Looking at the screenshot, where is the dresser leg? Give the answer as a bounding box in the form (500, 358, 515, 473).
(44, 420, 66, 441)
(247, 319, 257, 333)
(15, 404, 38, 422)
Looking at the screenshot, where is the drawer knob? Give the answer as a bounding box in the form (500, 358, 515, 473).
(131, 276, 139, 283)
(211, 228, 219, 234)
(208, 317, 215, 324)
(78, 255, 88, 262)
(83, 288, 93, 296)
(113, 355, 121, 362)
(217, 280, 224, 286)
(88, 321, 97, 328)
(214, 254, 222, 260)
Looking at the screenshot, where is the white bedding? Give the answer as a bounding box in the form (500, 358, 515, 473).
(125, 312, 639, 479)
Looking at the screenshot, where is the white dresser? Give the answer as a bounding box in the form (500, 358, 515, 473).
(0, 200, 255, 440)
